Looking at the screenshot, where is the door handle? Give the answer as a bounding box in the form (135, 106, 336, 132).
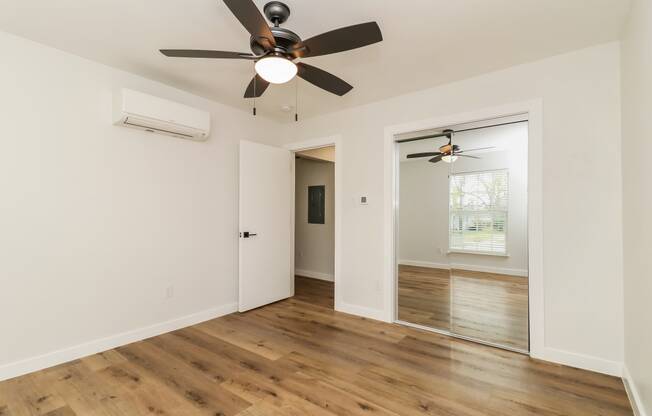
(241, 231, 258, 238)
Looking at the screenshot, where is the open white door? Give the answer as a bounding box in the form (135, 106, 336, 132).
(239, 140, 294, 312)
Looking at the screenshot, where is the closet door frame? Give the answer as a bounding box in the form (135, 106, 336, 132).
(384, 99, 544, 358)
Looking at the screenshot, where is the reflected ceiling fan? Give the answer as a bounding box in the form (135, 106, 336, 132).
(159, 0, 383, 99)
(406, 129, 495, 164)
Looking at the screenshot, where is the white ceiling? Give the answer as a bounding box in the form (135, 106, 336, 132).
(0, 0, 631, 122)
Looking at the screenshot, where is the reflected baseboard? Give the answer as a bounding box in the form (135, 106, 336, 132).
(398, 259, 528, 277)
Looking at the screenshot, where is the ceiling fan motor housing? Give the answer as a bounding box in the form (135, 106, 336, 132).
(250, 2, 299, 56)
(250, 26, 301, 56)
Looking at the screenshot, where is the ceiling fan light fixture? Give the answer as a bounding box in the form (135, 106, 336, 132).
(255, 56, 297, 84)
(442, 155, 458, 163)
(161, 1, 383, 99)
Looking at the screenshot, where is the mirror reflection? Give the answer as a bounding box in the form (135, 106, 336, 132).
(397, 118, 529, 352)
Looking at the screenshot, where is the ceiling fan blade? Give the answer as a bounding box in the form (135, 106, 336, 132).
(406, 152, 441, 159)
(244, 74, 270, 98)
(160, 49, 255, 59)
(290, 22, 382, 58)
(457, 154, 481, 159)
(223, 0, 276, 50)
(457, 146, 496, 154)
(297, 63, 353, 96)
(429, 155, 443, 163)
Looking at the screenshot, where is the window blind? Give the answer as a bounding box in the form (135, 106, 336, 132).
(449, 169, 509, 254)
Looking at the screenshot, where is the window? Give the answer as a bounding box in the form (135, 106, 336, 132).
(449, 170, 508, 255)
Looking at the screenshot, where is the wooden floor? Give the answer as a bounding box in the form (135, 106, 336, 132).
(398, 265, 529, 350)
(293, 275, 334, 309)
(0, 277, 632, 416)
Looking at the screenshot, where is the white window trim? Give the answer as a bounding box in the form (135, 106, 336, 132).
(447, 249, 510, 257)
(447, 168, 509, 256)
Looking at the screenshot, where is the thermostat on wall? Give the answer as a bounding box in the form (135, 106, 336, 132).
(360, 196, 368, 205)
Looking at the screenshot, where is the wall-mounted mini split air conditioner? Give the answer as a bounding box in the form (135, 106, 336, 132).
(113, 89, 211, 141)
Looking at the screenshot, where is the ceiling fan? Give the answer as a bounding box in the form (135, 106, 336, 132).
(406, 129, 495, 164)
(159, 0, 383, 99)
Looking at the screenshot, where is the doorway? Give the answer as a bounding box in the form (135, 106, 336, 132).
(395, 116, 530, 353)
(292, 146, 336, 309)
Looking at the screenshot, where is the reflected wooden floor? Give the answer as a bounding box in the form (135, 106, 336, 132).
(398, 265, 529, 351)
(451, 268, 529, 350)
(397, 265, 450, 330)
(0, 276, 631, 415)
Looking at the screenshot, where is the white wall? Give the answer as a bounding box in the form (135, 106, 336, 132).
(280, 42, 624, 374)
(621, 0, 652, 413)
(0, 31, 280, 379)
(294, 158, 335, 281)
(0, 26, 629, 382)
(399, 123, 528, 275)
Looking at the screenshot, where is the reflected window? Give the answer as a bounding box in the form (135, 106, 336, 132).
(449, 170, 508, 255)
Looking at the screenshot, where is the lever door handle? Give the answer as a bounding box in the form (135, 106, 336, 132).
(241, 231, 258, 238)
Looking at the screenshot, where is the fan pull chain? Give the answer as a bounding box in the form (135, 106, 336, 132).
(252, 63, 257, 116)
(295, 77, 299, 122)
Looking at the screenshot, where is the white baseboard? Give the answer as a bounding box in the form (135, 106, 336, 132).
(295, 269, 334, 282)
(337, 302, 386, 322)
(532, 347, 623, 377)
(399, 259, 528, 277)
(623, 365, 648, 416)
(0, 302, 238, 382)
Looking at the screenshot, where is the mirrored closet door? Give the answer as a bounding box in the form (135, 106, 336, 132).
(396, 117, 530, 353)
(397, 134, 452, 331)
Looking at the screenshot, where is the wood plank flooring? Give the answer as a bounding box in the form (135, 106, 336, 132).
(398, 264, 529, 350)
(0, 277, 632, 415)
(451, 268, 529, 351)
(293, 275, 334, 308)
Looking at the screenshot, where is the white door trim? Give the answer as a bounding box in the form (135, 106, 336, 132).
(284, 135, 343, 311)
(383, 99, 545, 358)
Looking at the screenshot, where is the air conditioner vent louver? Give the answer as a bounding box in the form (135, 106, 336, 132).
(113, 89, 210, 141)
(123, 117, 195, 138)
